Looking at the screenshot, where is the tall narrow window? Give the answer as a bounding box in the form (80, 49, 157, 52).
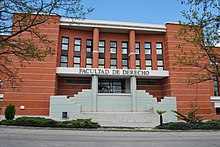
(122, 59, 128, 69)
(122, 42, 128, 54)
(86, 57, 92, 68)
(61, 37, 69, 51)
(145, 42, 151, 54)
(60, 37, 69, 67)
(98, 58, 105, 68)
(136, 59, 140, 69)
(156, 42, 163, 55)
(135, 42, 140, 54)
(110, 41, 117, 54)
(60, 55, 68, 67)
(86, 40, 93, 53)
(99, 41, 105, 53)
(157, 60, 164, 70)
(74, 57, 80, 67)
(110, 59, 117, 69)
(214, 76, 219, 96)
(74, 39, 81, 51)
(146, 59, 152, 70)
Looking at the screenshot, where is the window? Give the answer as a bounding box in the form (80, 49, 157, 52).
(145, 59, 152, 70)
(86, 57, 92, 68)
(99, 41, 105, 53)
(98, 79, 125, 93)
(145, 42, 151, 54)
(135, 42, 140, 54)
(156, 42, 163, 54)
(110, 59, 117, 69)
(122, 42, 128, 54)
(74, 57, 80, 67)
(110, 41, 117, 54)
(157, 60, 164, 70)
(61, 37, 69, 51)
(136, 59, 140, 69)
(99, 58, 105, 68)
(86, 40, 93, 52)
(213, 76, 219, 96)
(60, 55, 68, 67)
(74, 39, 81, 52)
(122, 59, 128, 69)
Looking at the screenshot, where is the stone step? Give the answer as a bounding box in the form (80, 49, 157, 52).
(71, 112, 160, 128)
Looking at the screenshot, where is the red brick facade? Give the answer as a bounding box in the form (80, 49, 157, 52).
(0, 15, 219, 119)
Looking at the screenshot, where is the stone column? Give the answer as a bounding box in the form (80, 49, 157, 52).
(92, 75, 98, 112)
(130, 76, 137, 112)
(92, 28, 99, 68)
(129, 30, 136, 69)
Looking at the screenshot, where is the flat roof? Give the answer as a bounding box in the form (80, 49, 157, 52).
(60, 18, 166, 34)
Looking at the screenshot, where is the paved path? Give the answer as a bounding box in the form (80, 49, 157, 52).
(0, 127, 220, 147)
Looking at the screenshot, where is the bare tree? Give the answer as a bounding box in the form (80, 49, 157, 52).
(0, 0, 93, 86)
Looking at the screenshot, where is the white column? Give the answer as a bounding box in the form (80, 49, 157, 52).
(130, 76, 137, 112)
(92, 75, 98, 112)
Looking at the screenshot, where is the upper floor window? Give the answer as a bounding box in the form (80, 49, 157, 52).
(122, 42, 128, 54)
(98, 58, 105, 68)
(156, 42, 163, 54)
(60, 55, 68, 67)
(213, 76, 219, 96)
(74, 39, 81, 52)
(61, 37, 69, 51)
(145, 59, 152, 70)
(157, 60, 164, 70)
(86, 40, 93, 53)
(145, 42, 151, 54)
(122, 59, 128, 69)
(136, 59, 140, 69)
(110, 41, 117, 54)
(86, 57, 92, 68)
(110, 59, 117, 69)
(135, 42, 140, 54)
(99, 41, 105, 53)
(74, 57, 80, 67)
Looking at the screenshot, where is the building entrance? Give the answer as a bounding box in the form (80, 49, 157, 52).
(98, 79, 125, 93)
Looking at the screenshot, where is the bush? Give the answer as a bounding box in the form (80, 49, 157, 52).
(14, 117, 57, 127)
(5, 104, 16, 120)
(155, 120, 220, 130)
(0, 117, 101, 128)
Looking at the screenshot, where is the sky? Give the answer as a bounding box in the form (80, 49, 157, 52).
(82, 0, 187, 25)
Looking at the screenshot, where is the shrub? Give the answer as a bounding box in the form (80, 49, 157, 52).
(5, 104, 16, 120)
(14, 117, 57, 127)
(0, 117, 101, 128)
(156, 122, 192, 130)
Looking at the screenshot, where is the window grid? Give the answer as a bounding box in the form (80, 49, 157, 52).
(74, 39, 81, 52)
(98, 58, 105, 68)
(157, 59, 164, 70)
(214, 76, 219, 96)
(145, 59, 152, 70)
(122, 59, 128, 69)
(110, 58, 117, 69)
(99, 41, 105, 53)
(145, 42, 151, 54)
(135, 42, 140, 54)
(61, 37, 69, 51)
(86, 57, 92, 68)
(122, 42, 128, 54)
(73, 56, 80, 67)
(86, 40, 93, 53)
(136, 59, 140, 69)
(60, 55, 68, 67)
(110, 41, 117, 54)
(156, 42, 163, 55)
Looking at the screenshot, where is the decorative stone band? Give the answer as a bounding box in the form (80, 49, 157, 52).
(56, 67, 169, 79)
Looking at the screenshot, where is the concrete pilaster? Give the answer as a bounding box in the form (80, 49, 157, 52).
(130, 76, 137, 112)
(92, 75, 98, 111)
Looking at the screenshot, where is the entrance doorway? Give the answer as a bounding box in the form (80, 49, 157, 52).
(98, 79, 125, 93)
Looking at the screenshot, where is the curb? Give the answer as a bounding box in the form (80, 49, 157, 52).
(0, 125, 219, 132)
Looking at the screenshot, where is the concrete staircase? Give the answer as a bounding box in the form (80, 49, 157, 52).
(71, 112, 159, 128)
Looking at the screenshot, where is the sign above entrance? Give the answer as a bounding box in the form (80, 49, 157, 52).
(56, 67, 169, 78)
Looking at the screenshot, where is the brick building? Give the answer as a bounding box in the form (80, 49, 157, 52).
(0, 14, 219, 121)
